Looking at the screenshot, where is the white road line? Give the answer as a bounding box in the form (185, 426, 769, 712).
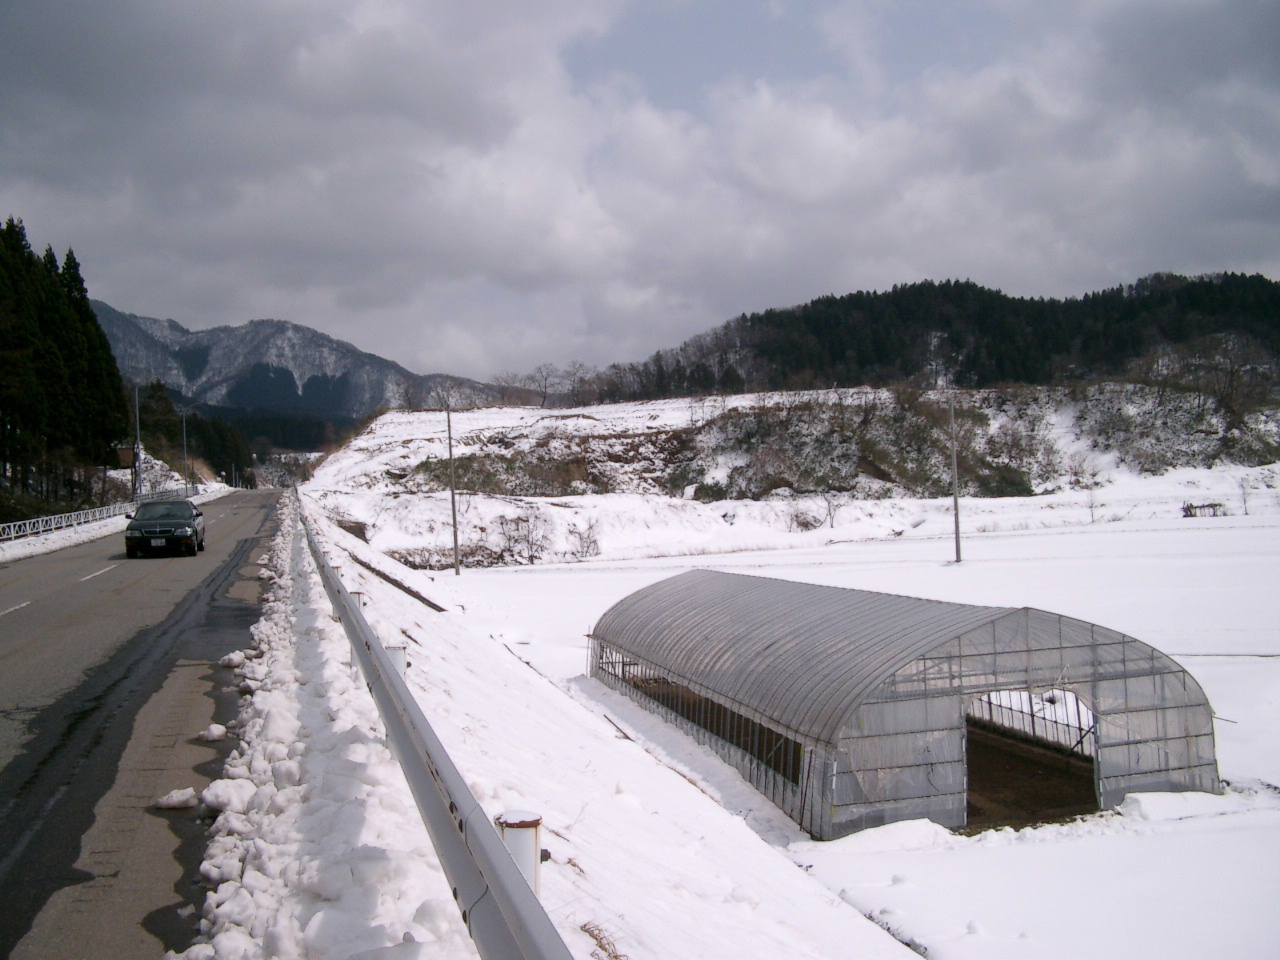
(79, 565, 118, 582)
(0, 601, 32, 619)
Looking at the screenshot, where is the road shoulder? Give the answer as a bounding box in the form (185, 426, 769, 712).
(9, 498, 277, 959)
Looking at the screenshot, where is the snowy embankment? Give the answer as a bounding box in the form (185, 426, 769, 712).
(306, 391, 1279, 572)
(181, 494, 1280, 959)
(380, 511, 1280, 960)
(178, 493, 475, 960)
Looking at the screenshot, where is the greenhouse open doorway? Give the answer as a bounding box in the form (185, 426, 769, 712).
(964, 689, 1099, 832)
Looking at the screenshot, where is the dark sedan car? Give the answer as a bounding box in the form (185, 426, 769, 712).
(124, 499, 206, 557)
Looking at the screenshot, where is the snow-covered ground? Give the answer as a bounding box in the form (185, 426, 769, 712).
(180, 398, 1279, 960)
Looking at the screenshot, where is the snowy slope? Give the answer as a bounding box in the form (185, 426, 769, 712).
(181, 493, 911, 960)
(307, 392, 1279, 572)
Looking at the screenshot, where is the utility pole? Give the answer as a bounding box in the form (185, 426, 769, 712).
(182, 411, 190, 495)
(950, 393, 962, 563)
(133, 384, 141, 499)
(446, 396, 460, 576)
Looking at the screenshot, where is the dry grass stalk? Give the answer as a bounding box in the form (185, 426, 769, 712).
(580, 921, 629, 960)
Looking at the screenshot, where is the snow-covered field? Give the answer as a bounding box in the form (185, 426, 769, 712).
(176, 397, 1279, 959)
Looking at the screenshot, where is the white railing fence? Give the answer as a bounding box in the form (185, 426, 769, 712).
(0, 486, 196, 542)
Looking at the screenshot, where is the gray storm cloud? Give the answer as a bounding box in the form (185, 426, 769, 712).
(2, 0, 1276, 379)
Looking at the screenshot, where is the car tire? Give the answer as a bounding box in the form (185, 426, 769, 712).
(198, 537, 205, 552)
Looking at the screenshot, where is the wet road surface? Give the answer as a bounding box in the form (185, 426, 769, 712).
(0, 490, 279, 958)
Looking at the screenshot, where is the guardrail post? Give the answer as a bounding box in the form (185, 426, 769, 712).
(385, 644, 408, 676)
(495, 811, 544, 897)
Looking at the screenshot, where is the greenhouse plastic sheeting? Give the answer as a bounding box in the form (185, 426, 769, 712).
(591, 570, 1220, 839)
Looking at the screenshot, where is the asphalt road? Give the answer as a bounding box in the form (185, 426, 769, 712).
(0, 489, 279, 958)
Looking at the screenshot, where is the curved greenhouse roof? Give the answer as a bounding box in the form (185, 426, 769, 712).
(592, 569, 1017, 746)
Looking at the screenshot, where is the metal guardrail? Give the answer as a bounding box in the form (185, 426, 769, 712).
(0, 485, 196, 542)
(300, 509, 573, 960)
(137, 485, 197, 502)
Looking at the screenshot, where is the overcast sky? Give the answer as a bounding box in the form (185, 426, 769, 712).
(2, 1, 1278, 380)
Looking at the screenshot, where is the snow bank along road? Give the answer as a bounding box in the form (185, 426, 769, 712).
(0, 490, 279, 959)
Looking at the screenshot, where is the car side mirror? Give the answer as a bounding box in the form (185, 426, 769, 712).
(125, 513, 134, 519)
(194, 509, 202, 517)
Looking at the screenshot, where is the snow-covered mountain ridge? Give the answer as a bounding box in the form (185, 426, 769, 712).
(93, 300, 496, 421)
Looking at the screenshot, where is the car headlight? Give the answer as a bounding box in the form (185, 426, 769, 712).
(174, 526, 193, 536)
(125, 530, 143, 538)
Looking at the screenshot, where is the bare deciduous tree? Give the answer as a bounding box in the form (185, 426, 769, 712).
(427, 379, 465, 412)
(821, 490, 843, 528)
(497, 512, 550, 564)
(567, 517, 601, 559)
(529, 363, 559, 408)
(492, 371, 532, 405)
(558, 360, 599, 407)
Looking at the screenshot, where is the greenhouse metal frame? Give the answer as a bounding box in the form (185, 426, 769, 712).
(589, 570, 1220, 839)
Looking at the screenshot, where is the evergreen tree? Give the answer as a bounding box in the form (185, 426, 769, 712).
(0, 217, 131, 509)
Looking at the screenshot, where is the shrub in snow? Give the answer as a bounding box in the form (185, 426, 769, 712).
(496, 511, 552, 564)
(567, 517, 602, 559)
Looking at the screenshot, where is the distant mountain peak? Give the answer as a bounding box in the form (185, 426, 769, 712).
(93, 300, 495, 421)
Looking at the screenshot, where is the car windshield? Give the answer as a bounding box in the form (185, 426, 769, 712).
(134, 502, 193, 521)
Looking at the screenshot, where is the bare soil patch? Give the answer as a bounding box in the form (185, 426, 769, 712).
(964, 720, 1098, 832)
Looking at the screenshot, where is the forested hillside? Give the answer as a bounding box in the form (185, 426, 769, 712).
(0, 217, 128, 512)
(587, 274, 1280, 407)
(134, 381, 256, 490)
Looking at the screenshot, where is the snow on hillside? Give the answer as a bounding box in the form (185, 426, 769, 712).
(306, 391, 1279, 572)
(181, 395, 1280, 959)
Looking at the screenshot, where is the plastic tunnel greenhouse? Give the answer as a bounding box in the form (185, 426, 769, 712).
(589, 570, 1221, 840)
